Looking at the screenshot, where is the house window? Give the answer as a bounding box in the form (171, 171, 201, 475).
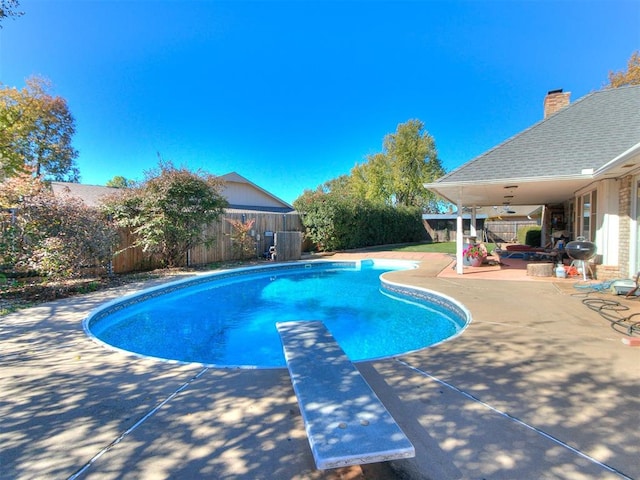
(580, 191, 597, 242)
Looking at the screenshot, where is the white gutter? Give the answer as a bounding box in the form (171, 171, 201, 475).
(593, 142, 640, 176)
(424, 173, 595, 190)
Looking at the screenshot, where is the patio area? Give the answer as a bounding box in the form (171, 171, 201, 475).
(1, 252, 638, 479)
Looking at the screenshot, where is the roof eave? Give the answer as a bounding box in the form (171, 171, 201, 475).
(425, 174, 596, 207)
(424, 173, 593, 190)
(593, 141, 640, 177)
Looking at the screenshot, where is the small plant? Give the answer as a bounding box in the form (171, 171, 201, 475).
(77, 281, 100, 294)
(226, 218, 256, 260)
(0, 305, 18, 316)
(463, 244, 487, 259)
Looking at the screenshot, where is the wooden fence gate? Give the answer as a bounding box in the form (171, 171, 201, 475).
(273, 231, 303, 261)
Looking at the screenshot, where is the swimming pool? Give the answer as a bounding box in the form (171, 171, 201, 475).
(84, 260, 470, 368)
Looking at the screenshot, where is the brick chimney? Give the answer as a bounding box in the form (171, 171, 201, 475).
(543, 89, 570, 118)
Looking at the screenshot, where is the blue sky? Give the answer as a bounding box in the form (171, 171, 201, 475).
(1, 1, 638, 205)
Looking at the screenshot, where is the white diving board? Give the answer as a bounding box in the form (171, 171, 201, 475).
(276, 321, 415, 470)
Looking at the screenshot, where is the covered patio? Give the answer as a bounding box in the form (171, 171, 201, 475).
(424, 86, 640, 278)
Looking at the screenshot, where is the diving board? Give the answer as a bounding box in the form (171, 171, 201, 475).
(276, 321, 415, 470)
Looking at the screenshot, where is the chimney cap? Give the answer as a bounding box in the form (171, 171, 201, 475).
(547, 88, 564, 95)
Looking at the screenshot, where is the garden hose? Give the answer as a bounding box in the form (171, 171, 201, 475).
(579, 293, 640, 337)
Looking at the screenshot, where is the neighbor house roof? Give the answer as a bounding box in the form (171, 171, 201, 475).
(425, 85, 640, 206)
(219, 172, 294, 213)
(50, 182, 122, 207)
(51, 173, 295, 213)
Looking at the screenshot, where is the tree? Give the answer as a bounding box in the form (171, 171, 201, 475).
(103, 161, 228, 268)
(0, 89, 24, 179)
(350, 152, 393, 205)
(106, 175, 131, 188)
(0, 0, 23, 27)
(0, 76, 79, 181)
(323, 174, 353, 198)
(293, 119, 445, 251)
(607, 51, 640, 88)
(384, 119, 444, 208)
(343, 119, 445, 209)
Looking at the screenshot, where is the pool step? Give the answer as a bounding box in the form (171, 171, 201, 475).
(276, 321, 415, 470)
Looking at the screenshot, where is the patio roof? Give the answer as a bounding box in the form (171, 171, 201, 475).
(425, 85, 640, 207)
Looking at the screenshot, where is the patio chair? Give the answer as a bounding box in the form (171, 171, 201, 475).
(625, 272, 640, 298)
(495, 244, 547, 260)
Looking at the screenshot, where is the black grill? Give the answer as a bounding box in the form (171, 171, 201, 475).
(565, 240, 597, 261)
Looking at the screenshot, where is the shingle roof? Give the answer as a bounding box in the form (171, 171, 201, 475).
(439, 85, 640, 183)
(51, 173, 296, 213)
(50, 182, 122, 207)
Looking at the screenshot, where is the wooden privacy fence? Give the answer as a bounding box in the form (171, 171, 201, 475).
(273, 231, 303, 261)
(485, 220, 537, 243)
(423, 219, 538, 244)
(112, 211, 304, 273)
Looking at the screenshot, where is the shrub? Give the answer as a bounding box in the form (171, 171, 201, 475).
(226, 218, 256, 260)
(103, 161, 228, 267)
(294, 192, 426, 251)
(0, 175, 119, 278)
(519, 226, 541, 247)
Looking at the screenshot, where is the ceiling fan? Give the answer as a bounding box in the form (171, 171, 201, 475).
(459, 205, 484, 214)
(493, 205, 516, 214)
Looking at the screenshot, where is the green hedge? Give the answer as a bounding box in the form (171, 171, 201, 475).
(298, 196, 427, 251)
(518, 226, 542, 247)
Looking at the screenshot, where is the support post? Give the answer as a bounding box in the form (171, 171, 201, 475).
(456, 200, 464, 275)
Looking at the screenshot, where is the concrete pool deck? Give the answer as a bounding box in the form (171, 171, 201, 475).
(1, 252, 639, 479)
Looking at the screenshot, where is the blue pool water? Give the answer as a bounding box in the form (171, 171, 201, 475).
(86, 260, 468, 368)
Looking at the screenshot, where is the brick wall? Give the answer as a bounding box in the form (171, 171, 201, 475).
(618, 175, 632, 278)
(594, 265, 622, 282)
(543, 90, 571, 118)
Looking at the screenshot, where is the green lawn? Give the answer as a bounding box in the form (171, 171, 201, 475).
(384, 242, 497, 254)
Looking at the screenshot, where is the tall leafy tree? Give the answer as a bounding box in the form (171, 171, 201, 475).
(294, 118, 445, 251)
(0, 76, 79, 181)
(384, 119, 444, 208)
(105, 175, 131, 188)
(309, 119, 445, 210)
(323, 174, 353, 197)
(343, 119, 445, 209)
(103, 161, 228, 268)
(0, 88, 24, 179)
(0, 0, 23, 26)
(350, 152, 393, 205)
(607, 51, 640, 87)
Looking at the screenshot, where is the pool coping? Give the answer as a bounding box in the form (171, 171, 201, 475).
(1, 251, 639, 479)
